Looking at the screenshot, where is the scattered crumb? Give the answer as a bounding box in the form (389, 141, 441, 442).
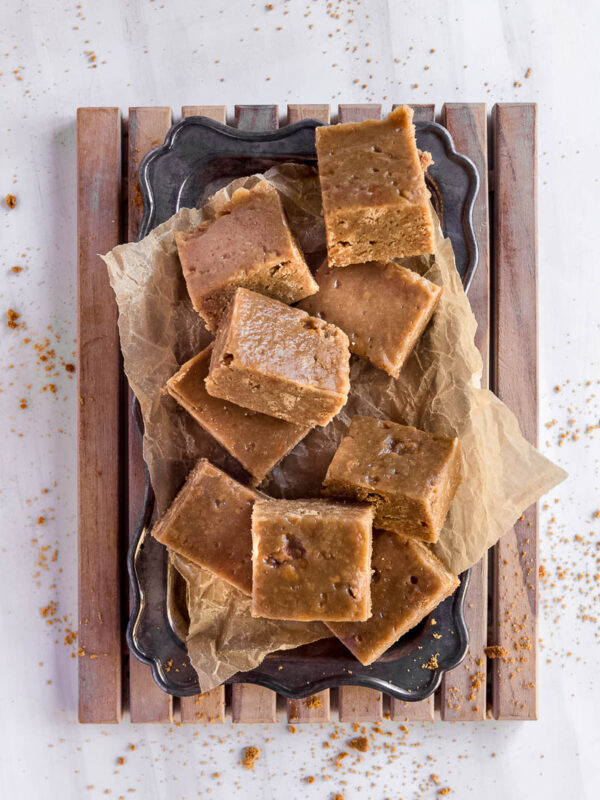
(5, 193, 17, 209)
(421, 654, 439, 670)
(241, 746, 259, 770)
(348, 736, 369, 752)
(485, 645, 509, 659)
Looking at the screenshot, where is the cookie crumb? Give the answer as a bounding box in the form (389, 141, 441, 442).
(241, 746, 259, 770)
(485, 645, 509, 659)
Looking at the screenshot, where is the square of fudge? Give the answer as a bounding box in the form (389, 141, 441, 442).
(175, 180, 318, 331)
(205, 287, 351, 428)
(152, 459, 262, 595)
(315, 105, 434, 266)
(327, 530, 459, 665)
(301, 259, 441, 377)
(167, 343, 310, 485)
(323, 416, 461, 543)
(251, 498, 374, 622)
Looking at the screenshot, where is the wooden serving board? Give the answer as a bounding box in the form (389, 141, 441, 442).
(77, 101, 537, 724)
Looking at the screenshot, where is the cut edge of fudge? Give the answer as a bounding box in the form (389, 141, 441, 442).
(315, 105, 434, 266)
(166, 343, 311, 485)
(326, 532, 460, 665)
(322, 416, 462, 543)
(205, 288, 351, 428)
(151, 458, 261, 596)
(250, 498, 374, 622)
(175, 181, 318, 331)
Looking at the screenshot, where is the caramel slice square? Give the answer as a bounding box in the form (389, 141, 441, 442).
(151, 459, 261, 595)
(205, 288, 351, 428)
(175, 181, 318, 331)
(315, 105, 434, 266)
(301, 259, 441, 377)
(167, 343, 310, 485)
(327, 530, 459, 665)
(251, 498, 374, 622)
(323, 416, 461, 543)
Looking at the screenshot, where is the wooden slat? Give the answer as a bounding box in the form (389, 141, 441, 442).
(182, 105, 226, 123)
(492, 103, 538, 720)
(77, 107, 123, 723)
(390, 697, 435, 722)
(180, 686, 226, 723)
(177, 103, 230, 724)
(235, 104, 279, 130)
(225, 104, 281, 723)
(338, 103, 382, 123)
(287, 104, 330, 124)
(286, 103, 334, 723)
(338, 687, 383, 722)
(126, 107, 174, 724)
(393, 103, 435, 123)
(333, 102, 387, 725)
(439, 103, 489, 722)
(286, 691, 331, 724)
(231, 684, 278, 723)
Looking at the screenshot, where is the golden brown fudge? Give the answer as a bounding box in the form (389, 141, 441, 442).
(301, 259, 441, 378)
(315, 105, 434, 266)
(167, 343, 310, 484)
(175, 181, 318, 331)
(327, 530, 459, 665)
(323, 416, 461, 543)
(251, 498, 374, 622)
(205, 288, 351, 427)
(151, 459, 262, 595)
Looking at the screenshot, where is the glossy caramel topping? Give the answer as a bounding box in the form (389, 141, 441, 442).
(167, 343, 310, 484)
(327, 530, 459, 665)
(152, 459, 261, 595)
(251, 498, 374, 622)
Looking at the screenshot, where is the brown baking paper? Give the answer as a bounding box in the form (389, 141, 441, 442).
(103, 165, 565, 692)
(171, 553, 328, 689)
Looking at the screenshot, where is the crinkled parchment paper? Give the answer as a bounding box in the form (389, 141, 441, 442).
(103, 165, 566, 691)
(171, 553, 328, 690)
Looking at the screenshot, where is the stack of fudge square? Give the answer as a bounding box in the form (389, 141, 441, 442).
(153, 106, 462, 666)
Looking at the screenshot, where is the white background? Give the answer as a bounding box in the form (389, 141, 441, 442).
(1, 1, 599, 798)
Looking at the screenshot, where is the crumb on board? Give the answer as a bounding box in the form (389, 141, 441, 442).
(5, 193, 17, 208)
(305, 694, 323, 709)
(485, 645, 509, 659)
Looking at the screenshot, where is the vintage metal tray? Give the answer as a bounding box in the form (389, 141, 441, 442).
(126, 115, 479, 700)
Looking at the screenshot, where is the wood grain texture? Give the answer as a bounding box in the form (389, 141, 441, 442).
(492, 103, 538, 720)
(392, 103, 435, 123)
(333, 101, 386, 726)
(77, 107, 123, 723)
(390, 697, 435, 722)
(126, 107, 174, 724)
(178, 103, 232, 724)
(223, 104, 281, 723)
(338, 103, 382, 123)
(286, 691, 331, 723)
(439, 103, 489, 722)
(338, 687, 383, 722)
(287, 104, 330, 124)
(182, 105, 227, 123)
(180, 686, 226, 723)
(231, 684, 278, 724)
(235, 104, 279, 130)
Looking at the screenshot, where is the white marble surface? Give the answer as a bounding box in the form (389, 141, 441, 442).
(1, 0, 599, 797)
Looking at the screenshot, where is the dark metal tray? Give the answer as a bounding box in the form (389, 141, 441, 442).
(127, 115, 479, 700)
